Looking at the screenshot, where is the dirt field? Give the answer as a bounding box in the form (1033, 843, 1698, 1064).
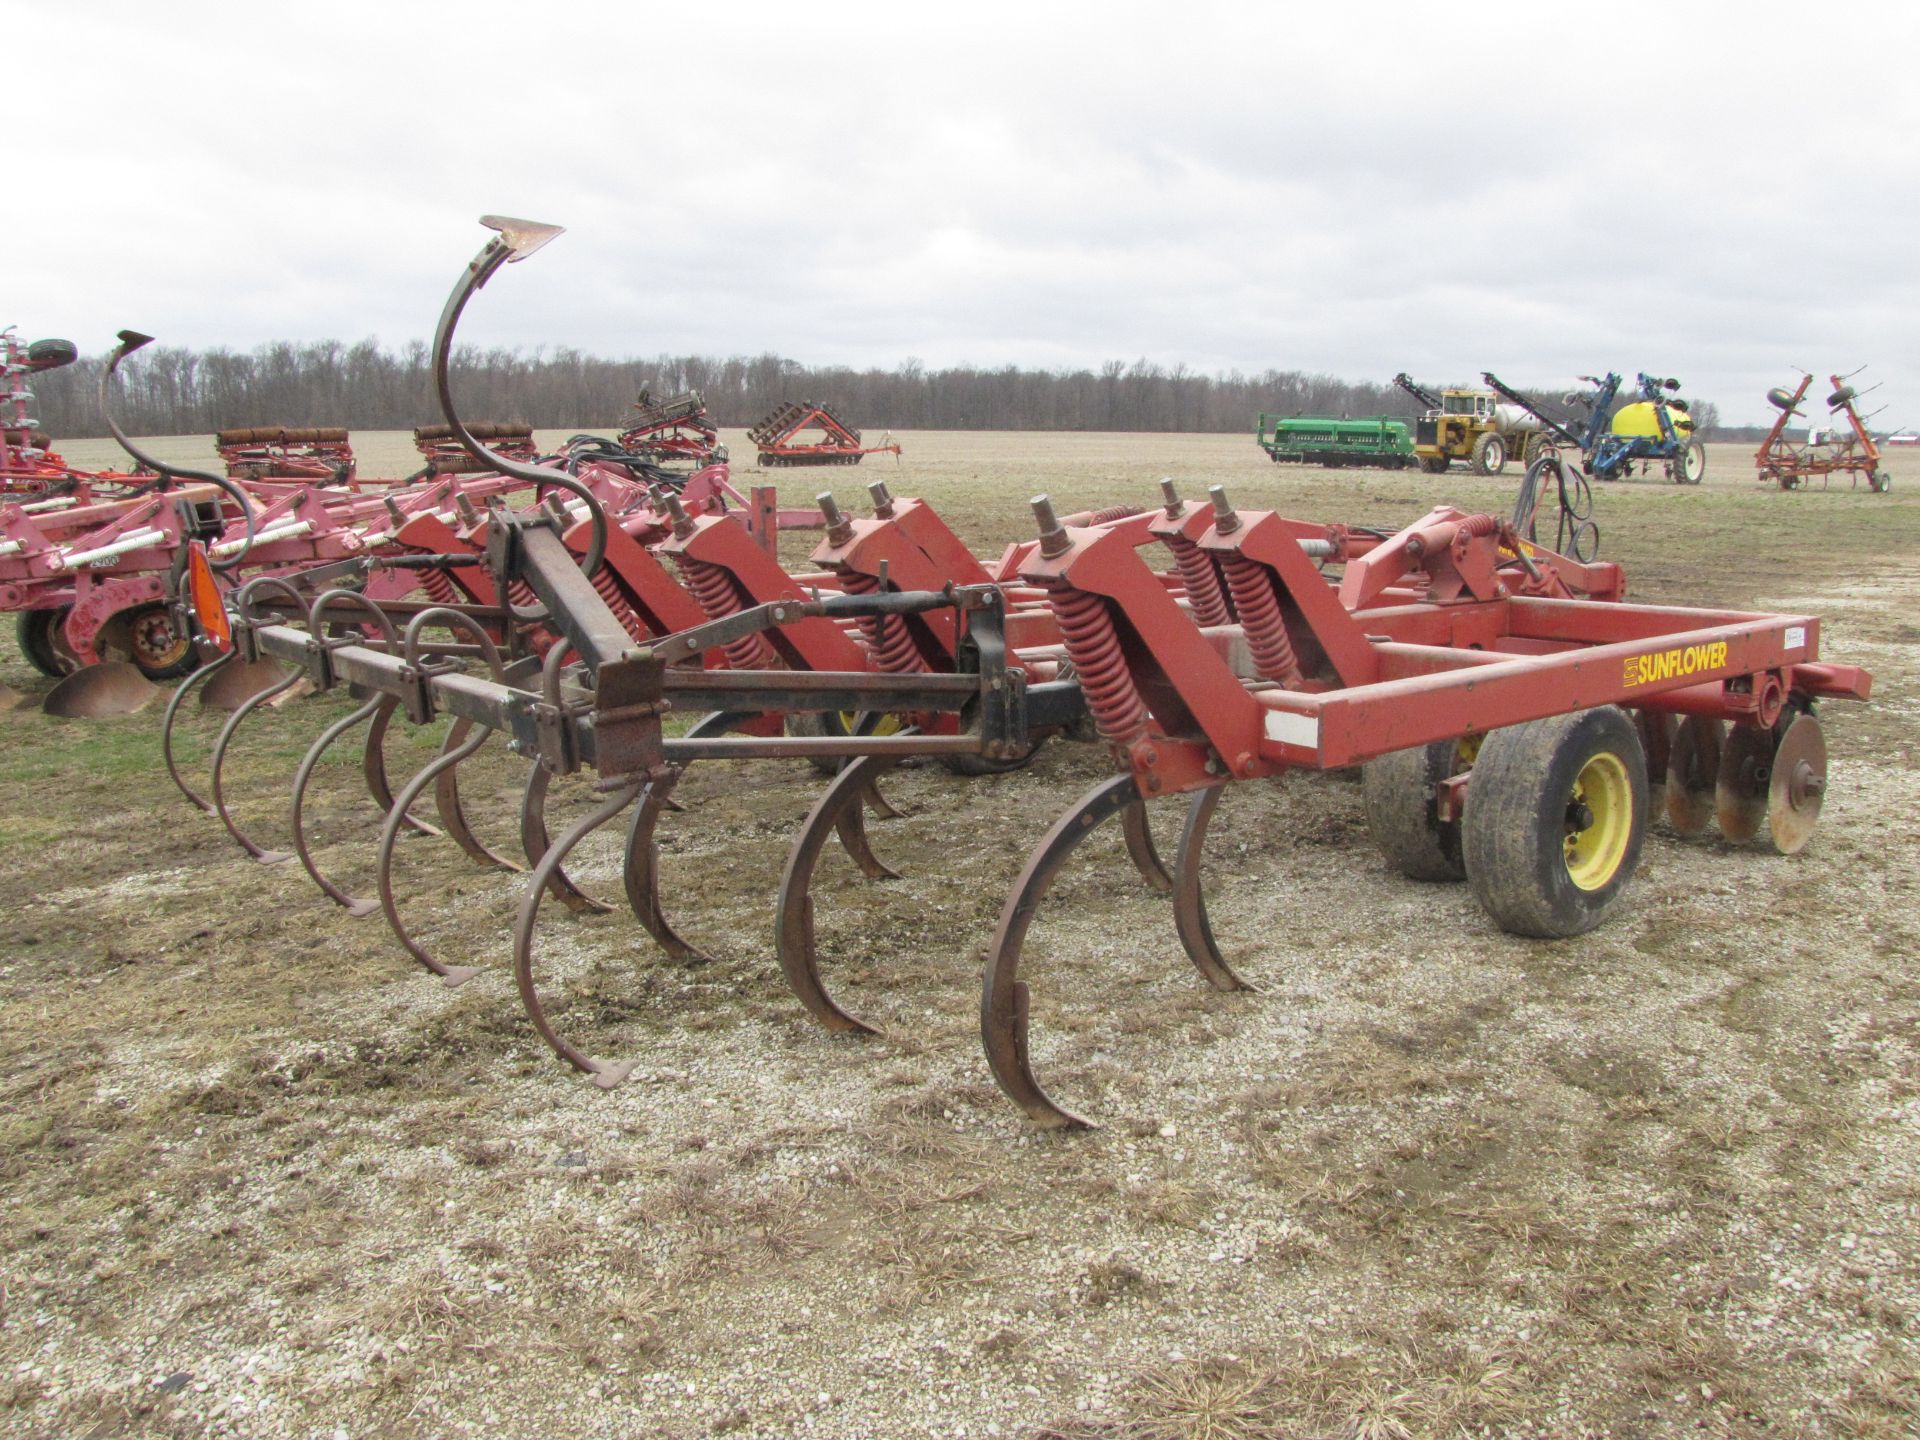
(3, 431, 1917, 1439)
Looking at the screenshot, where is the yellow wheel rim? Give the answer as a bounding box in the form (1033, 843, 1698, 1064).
(1564, 752, 1632, 891)
(841, 710, 903, 738)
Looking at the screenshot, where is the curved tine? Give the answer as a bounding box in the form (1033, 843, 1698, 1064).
(375, 737, 491, 987)
(848, 711, 904, 821)
(290, 697, 384, 916)
(514, 779, 647, 1089)
(835, 774, 902, 881)
(979, 773, 1142, 1130)
(1121, 798, 1174, 894)
(363, 695, 440, 837)
(162, 652, 233, 813)
(208, 668, 307, 864)
(520, 761, 612, 914)
(431, 718, 526, 872)
(1171, 786, 1253, 992)
(620, 772, 715, 965)
(859, 780, 902, 823)
(775, 750, 911, 1036)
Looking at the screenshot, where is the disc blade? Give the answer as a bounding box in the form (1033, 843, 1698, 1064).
(41, 662, 159, 718)
(1767, 713, 1827, 855)
(1635, 709, 1674, 822)
(200, 658, 292, 711)
(1665, 714, 1724, 836)
(1715, 722, 1774, 844)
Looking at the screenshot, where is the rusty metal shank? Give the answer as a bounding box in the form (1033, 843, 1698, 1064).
(289, 696, 387, 916)
(207, 667, 305, 865)
(374, 737, 488, 987)
(513, 779, 647, 1088)
(774, 750, 911, 1036)
(521, 761, 613, 913)
(621, 772, 713, 966)
(162, 653, 231, 813)
(1171, 786, 1253, 991)
(980, 773, 1143, 1129)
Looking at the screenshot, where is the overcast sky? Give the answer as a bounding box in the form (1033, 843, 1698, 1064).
(13, 1, 1918, 427)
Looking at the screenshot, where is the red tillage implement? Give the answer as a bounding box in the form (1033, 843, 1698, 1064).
(617, 389, 719, 464)
(748, 399, 900, 467)
(172, 216, 1874, 1128)
(1755, 372, 1891, 492)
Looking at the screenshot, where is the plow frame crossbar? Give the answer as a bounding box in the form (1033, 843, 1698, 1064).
(1021, 503, 1869, 797)
(236, 502, 1065, 781)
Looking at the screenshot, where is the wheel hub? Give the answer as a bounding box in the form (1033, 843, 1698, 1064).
(1563, 753, 1631, 891)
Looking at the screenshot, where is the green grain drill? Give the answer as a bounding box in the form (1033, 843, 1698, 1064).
(1255, 414, 1415, 470)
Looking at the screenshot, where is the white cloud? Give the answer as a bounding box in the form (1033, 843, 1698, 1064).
(11, 0, 1919, 426)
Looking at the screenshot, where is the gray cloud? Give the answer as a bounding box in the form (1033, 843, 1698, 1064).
(13, 1, 1918, 427)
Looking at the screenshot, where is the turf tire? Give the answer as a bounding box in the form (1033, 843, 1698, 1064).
(1362, 739, 1469, 881)
(1462, 706, 1647, 938)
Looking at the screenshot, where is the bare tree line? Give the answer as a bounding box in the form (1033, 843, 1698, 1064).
(31, 338, 1728, 439)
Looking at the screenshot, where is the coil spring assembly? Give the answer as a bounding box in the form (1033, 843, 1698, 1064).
(680, 557, 779, 669)
(417, 566, 460, 606)
(1047, 583, 1148, 744)
(1164, 534, 1233, 627)
(590, 565, 649, 643)
(836, 571, 922, 674)
(1080, 504, 1143, 526)
(1221, 554, 1304, 687)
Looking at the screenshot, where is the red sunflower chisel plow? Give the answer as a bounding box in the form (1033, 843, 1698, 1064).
(169, 216, 1874, 1129)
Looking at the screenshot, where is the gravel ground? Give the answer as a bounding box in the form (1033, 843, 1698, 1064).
(2, 432, 1916, 1439)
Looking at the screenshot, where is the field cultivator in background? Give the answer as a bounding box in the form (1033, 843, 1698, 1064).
(2, 328, 153, 502)
(615, 388, 720, 464)
(1256, 413, 1414, 469)
(749, 399, 901, 467)
(156, 216, 1874, 1130)
(1755, 371, 1890, 492)
(216, 427, 357, 485)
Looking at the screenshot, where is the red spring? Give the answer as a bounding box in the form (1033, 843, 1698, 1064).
(1461, 513, 1498, 538)
(1222, 554, 1304, 686)
(1048, 583, 1148, 743)
(591, 565, 649, 643)
(1082, 504, 1143, 526)
(418, 567, 459, 605)
(1165, 534, 1233, 627)
(508, 578, 540, 612)
(681, 557, 778, 669)
(838, 570, 921, 674)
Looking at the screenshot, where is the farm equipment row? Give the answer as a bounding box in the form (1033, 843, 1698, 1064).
(2, 327, 152, 502)
(150, 217, 1872, 1129)
(0, 338, 829, 714)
